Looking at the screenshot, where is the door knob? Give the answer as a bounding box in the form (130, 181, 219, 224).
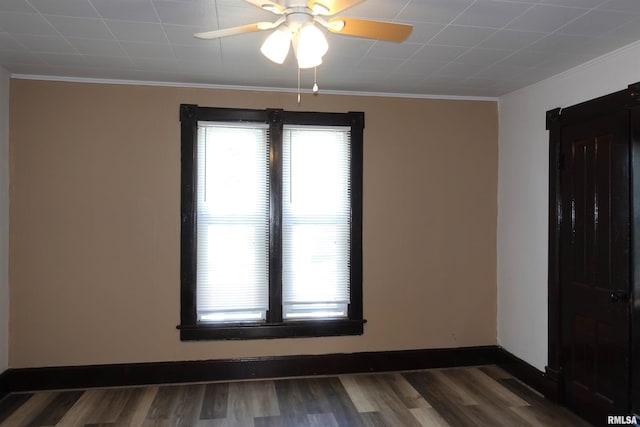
(610, 291, 628, 303)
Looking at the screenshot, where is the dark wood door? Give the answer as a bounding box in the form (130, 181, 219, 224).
(559, 109, 631, 424)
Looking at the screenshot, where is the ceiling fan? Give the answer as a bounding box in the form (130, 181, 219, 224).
(194, 0, 413, 69)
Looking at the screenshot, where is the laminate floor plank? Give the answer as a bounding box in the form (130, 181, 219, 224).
(357, 411, 388, 427)
(172, 384, 206, 427)
(199, 384, 228, 420)
(57, 390, 118, 427)
(25, 391, 84, 427)
(0, 365, 593, 427)
(307, 413, 339, 427)
(463, 403, 533, 427)
(409, 407, 450, 427)
(479, 365, 512, 380)
(304, 377, 365, 427)
(381, 373, 431, 410)
(497, 378, 548, 407)
(339, 375, 376, 413)
(511, 405, 592, 427)
(254, 414, 309, 427)
(115, 386, 159, 427)
(227, 381, 279, 421)
(142, 384, 205, 427)
(345, 374, 421, 427)
(451, 367, 530, 408)
(428, 370, 479, 406)
(86, 388, 133, 424)
(0, 392, 57, 427)
(0, 394, 33, 424)
(143, 386, 179, 422)
(273, 379, 312, 422)
(274, 377, 364, 427)
(402, 371, 479, 426)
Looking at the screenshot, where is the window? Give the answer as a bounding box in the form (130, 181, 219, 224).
(179, 105, 364, 340)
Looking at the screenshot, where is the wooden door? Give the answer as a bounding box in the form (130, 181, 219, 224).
(559, 109, 631, 424)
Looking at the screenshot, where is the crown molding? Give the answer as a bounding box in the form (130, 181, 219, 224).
(10, 73, 498, 102)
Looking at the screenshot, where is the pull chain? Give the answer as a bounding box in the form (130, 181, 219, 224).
(313, 66, 319, 95)
(297, 66, 301, 105)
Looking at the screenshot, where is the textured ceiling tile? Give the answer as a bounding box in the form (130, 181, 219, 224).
(599, 0, 640, 13)
(525, 33, 598, 53)
(506, 4, 587, 32)
(39, 53, 88, 67)
(341, 0, 408, 20)
(30, 0, 99, 18)
(163, 24, 211, 45)
(11, 34, 77, 54)
(558, 10, 636, 36)
(366, 41, 422, 59)
(152, 0, 217, 27)
(396, 59, 447, 74)
(82, 55, 134, 68)
(0, 0, 36, 13)
(355, 56, 402, 72)
(45, 15, 115, 39)
(90, 0, 159, 23)
(106, 20, 168, 43)
(412, 44, 468, 62)
(397, 0, 475, 24)
(478, 29, 545, 50)
(172, 45, 222, 63)
(454, 47, 513, 65)
(428, 26, 497, 48)
(0, 49, 46, 65)
(452, 0, 532, 28)
(0, 12, 57, 35)
(539, 0, 603, 7)
(120, 41, 174, 59)
(404, 22, 445, 44)
(494, 50, 549, 67)
(66, 38, 127, 56)
(0, 33, 24, 51)
(605, 16, 640, 41)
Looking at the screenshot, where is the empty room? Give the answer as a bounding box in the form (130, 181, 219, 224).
(1, 0, 640, 426)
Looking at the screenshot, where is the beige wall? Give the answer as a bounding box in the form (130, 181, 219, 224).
(9, 79, 498, 368)
(0, 66, 8, 373)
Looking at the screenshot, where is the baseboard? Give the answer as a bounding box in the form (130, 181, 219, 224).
(2, 345, 499, 394)
(0, 370, 9, 400)
(496, 347, 557, 399)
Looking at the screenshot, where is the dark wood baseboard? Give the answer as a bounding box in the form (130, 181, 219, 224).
(1, 345, 557, 402)
(496, 347, 557, 400)
(0, 370, 9, 401)
(2, 345, 498, 395)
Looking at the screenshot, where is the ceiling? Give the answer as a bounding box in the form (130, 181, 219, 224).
(1, 0, 639, 98)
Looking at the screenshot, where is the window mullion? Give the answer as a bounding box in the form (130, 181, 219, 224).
(268, 110, 284, 323)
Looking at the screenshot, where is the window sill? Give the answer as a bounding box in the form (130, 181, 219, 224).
(177, 319, 366, 341)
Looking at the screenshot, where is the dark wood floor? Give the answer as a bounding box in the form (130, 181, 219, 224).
(0, 365, 591, 426)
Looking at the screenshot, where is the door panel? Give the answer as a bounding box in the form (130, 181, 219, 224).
(560, 110, 630, 424)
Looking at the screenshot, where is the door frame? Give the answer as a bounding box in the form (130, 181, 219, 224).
(546, 82, 640, 414)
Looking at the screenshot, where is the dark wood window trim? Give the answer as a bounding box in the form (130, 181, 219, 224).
(178, 104, 365, 340)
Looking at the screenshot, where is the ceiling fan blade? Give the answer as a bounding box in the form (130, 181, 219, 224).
(243, 0, 284, 14)
(309, 0, 365, 15)
(194, 22, 273, 40)
(328, 17, 412, 42)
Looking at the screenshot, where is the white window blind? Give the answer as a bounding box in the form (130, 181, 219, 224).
(196, 123, 269, 323)
(282, 126, 351, 319)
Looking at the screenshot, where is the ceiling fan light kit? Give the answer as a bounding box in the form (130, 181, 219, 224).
(195, 0, 413, 95)
(260, 27, 292, 64)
